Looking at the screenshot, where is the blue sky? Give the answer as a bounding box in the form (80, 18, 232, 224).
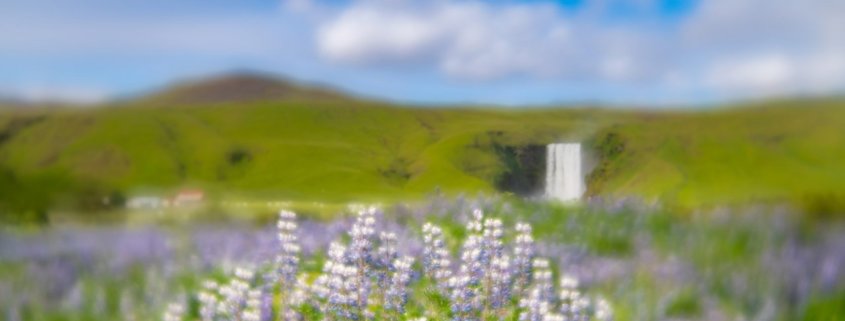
(0, 0, 843, 106)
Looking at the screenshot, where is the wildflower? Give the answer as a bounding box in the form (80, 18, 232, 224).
(276, 210, 301, 287)
(481, 218, 510, 310)
(162, 302, 184, 321)
(512, 222, 535, 296)
(559, 274, 585, 320)
(518, 286, 553, 321)
(348, 207, 377, 263)
(384, 256, 415, 314)
(533, 259, 555, 303)
(422, 223, 452, 292)
(347, 207, 379, 319)
(166, 206, 616, 321)
(519, 258, 558, 321)
(276, 210, 301, 319)
(450, 209, 487, 320)
(323, 242, 359, 320)
(242, 289, 263, 321)
(375, 232, 399, 291)
(198, 280, 219, 321)
(218, 267, 255, 320)
(593, 296, 614, 321)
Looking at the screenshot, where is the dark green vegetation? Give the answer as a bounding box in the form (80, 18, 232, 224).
(0, 73, 844, 221)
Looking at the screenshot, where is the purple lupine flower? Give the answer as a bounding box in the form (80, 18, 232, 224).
(347, 206, 379, 319)
(276, 210, 301, 319)
(449, 209, 486, 321)
(276, 210, 301, 287)
(322, 242, 359, 320)
(559, 274, 589, 321)
(512, 222, 536, 296)
(242, 289, 263, 321)
(422, 223, 452, 293)
(197, 280, 219, 321)
(217, 267, 255, 320)
(519, 259, 556, 321)
(481, 218, 511, 311)
(384, 256, 415, 314)
(375, 232, 399, 291)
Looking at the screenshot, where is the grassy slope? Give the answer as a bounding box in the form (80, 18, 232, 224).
(594, 100, 845, 207)
(0, 98, 843, 208)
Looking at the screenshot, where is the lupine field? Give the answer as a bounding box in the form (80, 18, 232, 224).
(2, 195, 843, 321)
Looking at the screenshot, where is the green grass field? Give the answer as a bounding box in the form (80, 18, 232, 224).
(1, 76, 844, 218)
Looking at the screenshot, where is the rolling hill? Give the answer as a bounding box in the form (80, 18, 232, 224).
(1, 73, 844, 218)
(134, 72, 354, 105)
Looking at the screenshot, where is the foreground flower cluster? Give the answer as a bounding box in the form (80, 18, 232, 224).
(165, 208, 614, 321)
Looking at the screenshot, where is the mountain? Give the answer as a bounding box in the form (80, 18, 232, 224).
(137, 72, 355, 105)
(0, 72, 844, 218)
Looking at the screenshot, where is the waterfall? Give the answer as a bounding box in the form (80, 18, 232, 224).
(545, 143, 583, 202)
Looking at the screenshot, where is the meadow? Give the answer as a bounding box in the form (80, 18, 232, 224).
(1, 76, 844, 321)
(2, 91, 845, 222)
(2, 196, 843, 321)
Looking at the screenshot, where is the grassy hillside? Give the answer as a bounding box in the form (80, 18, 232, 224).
(0, 75, 843, 217)
(587, 100, 845, 208)
(0, 101, 605, 201)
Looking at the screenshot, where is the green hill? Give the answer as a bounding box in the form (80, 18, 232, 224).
(1, 74, 844, 218)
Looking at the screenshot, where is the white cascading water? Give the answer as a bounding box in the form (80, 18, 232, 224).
(545, 143, 583, 202)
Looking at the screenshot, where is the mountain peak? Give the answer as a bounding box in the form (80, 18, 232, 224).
(142, 71, 353, 105)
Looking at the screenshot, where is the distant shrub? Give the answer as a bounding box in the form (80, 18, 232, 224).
(801, 193, 845, 221)
(226, 147, 252, 165)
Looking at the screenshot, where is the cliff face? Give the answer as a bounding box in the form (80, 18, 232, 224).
(494, 144, 546, 197)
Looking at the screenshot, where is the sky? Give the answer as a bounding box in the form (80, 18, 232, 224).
(0, 0, 843, 106)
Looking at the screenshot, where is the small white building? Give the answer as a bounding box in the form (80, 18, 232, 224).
(126, 196, 163, 209)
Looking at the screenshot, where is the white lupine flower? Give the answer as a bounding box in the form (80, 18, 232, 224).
(235, 267, 255, 281)
(422, 222, 452, 292)
(481, 218, 510, 310)
(346, 207, 381, 319)
(289, 275, 310, 307)
(276, 210, 301, 319)
(215, 266, 257, 320)
(375, 231, 399, 293)
(323, 242, 361, 320)
(198, 280, 219, 321)
(384, 256, 415, 314)
(467, 209, 484, 233)
(348, 207, 377, 263)
(376, 232, 398, 268)
(594, 296, 614, 321)
(241, 289, 262, 321)
(512, 222, 536, 296)
(488, 253, 511, 309)
(276, 210, 301, 287)
(450, 209, 487, 320)
(559, 273, 584, 320)
(533, 259, 555, 303)
(162, 302, 184, 321)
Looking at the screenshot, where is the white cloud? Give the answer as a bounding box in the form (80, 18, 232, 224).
(307, 0, 845, 101)
(1, 84, 109, 105)
(317, 1, 618, 80)
(0, 3, 285, 57)
(705, 54, 794, 95)
(681, 0, 845, 99)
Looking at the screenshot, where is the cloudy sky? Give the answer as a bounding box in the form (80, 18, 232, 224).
(1, 0, 843, 106)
